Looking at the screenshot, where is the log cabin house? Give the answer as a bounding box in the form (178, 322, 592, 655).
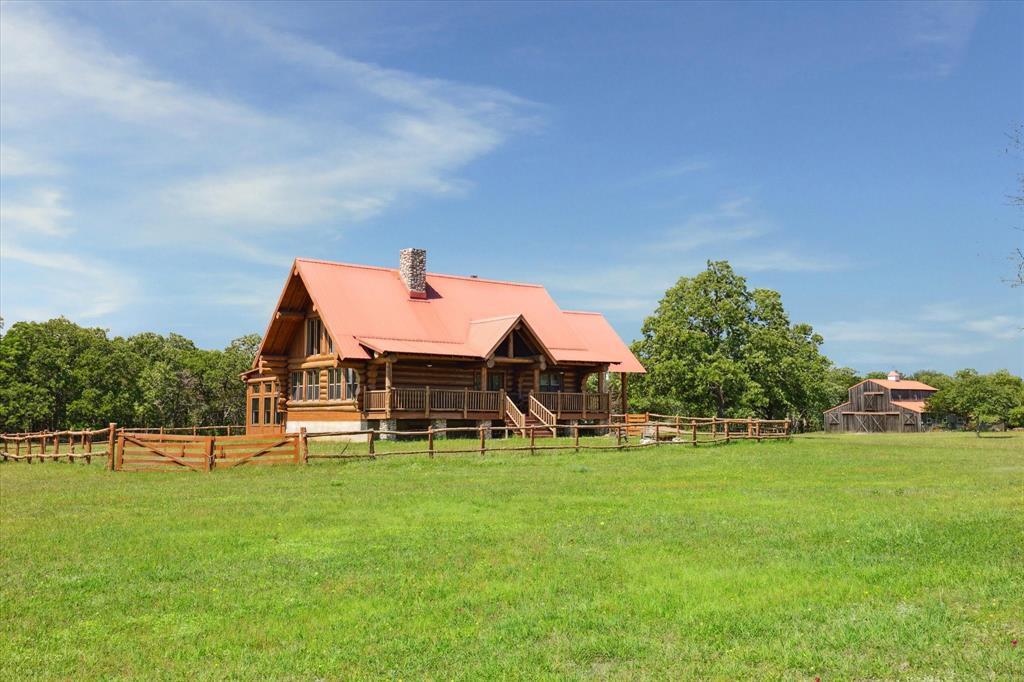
(242, 248, 645, 438)
(823, 371, 938, 433)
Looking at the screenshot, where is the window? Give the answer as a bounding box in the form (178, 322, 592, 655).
(251, 397, 260, 425)
(327, 368, 343, 400)
(263, 397, 272, 425)
(345, 368, 358, 399)
(539, 371, 562, 392)
(306, 317, 322, 356)
(253, 382, 261, 393)
(487, 372, 505, 392)
(327, 334, 334, 354)
(275, 407, 283, 424)
(305, 369, 320, 401)
(290, 371, 303, 401)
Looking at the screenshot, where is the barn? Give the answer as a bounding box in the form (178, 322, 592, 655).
(824, 371, 938, 433)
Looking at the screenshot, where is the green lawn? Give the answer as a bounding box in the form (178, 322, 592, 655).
(1, 433, 1021, 680)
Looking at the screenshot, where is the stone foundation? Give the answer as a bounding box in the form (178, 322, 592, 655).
(379, 418, 398, 440)
(431, 418, 447, 438)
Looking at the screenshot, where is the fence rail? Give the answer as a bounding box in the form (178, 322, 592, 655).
(1, 414, 790, 470)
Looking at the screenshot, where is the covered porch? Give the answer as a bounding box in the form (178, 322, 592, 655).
(362, 386, 611, 421)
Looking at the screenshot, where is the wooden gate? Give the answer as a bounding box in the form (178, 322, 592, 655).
(625, 413, 648, 437)
(213, 434, 300, 468)
(115, 432, 299, 471)
(116, 433, 214, 472)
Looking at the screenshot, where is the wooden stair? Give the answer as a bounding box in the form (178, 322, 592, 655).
(510, 414, 555, 438)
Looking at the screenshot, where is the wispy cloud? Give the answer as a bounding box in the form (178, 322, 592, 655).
(899, 1, 982, 78)
(0, 188, 72, 236)
(0, 2, 537, 323)
(818, 303, 1024, 373)
(625, 157, 713, 186)
(539, 197, 846, 319)
(0, 242, 135, 319)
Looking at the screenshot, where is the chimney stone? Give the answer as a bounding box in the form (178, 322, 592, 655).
(399, 248, 427, 299)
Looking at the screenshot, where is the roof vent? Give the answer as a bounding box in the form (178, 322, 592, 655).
(887, 370, 902, 382)
(399, 248, 427, 299)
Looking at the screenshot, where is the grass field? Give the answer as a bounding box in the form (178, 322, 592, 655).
(1, 433, 1021, 679)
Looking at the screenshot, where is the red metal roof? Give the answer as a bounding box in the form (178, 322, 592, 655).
(891, 400, 929, 413)
(292, 258, 645, 372)
(864, 379, 938, 391)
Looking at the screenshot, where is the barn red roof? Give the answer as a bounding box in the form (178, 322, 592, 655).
(891, 400, 928, 413)
(864, 379, 937, 391)
(288, 258, 645, 373)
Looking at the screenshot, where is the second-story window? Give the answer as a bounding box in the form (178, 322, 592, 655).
(344, 368, 358, 399)
(289, 371, 303, 401)
(305, 369, 320, 401)
(327, 333, 334, 354)
(306, 317, 322, 356)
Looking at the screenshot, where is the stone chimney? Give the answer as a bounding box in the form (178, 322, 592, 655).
(399, 248, 427, 299)
(887, 370, 902, 382)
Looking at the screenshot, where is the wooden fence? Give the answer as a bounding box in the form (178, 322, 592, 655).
(1, 415, 790, 471)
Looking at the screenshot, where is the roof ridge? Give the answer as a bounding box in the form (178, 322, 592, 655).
(295, 257, 545, 288)
(562, 310, 603, 316)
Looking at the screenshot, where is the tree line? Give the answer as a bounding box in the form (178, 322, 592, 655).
(0, 318, 260, 433)
(625, 261, 1023, 430)
(1, 261, 1020, 434)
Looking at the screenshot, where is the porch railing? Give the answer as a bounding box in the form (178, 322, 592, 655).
(535, 391, 610, 418)
(364, 387, 503, 418)
(528, 394, 556, 435)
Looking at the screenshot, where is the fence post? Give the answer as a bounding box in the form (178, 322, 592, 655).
(574, 424, 580, 453)
(52, 433, 60, 462)
(192, 425, 197, 436)
(478, 425, 486, 455)
(368, 429, 376, 458)
(691, 420, 697, 447)
(107, 424, 116, 470)
(207, 437, 215, 472)
(725, 421, 731, 444)
(15, 438, 20, 460)
(616, 424, 622, 449)
(300, 427, 309, 465)
(529, 426, 535, 456)
(85, 432, 92, 464)
(654, 423, 660, 445)
(675, 415, 681, 436)
(755, 421, 761, 443)
(428, 425, 435, 458)
(747, 417, 753, 440)
(784, 419, 791, 438)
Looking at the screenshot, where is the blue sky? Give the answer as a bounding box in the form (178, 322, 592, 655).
(1, 0, 1022, 374)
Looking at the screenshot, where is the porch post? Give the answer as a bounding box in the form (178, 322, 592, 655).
(385, 357, 393, 419)
(620, 372, 629, 416)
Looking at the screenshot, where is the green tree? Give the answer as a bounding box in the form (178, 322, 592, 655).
(629, 261, 839, 428)
(0, 318, 260, 432)
(926, 369, 1024, 433)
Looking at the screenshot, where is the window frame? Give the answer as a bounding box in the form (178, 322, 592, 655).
(305, 369, 320, 401)
(344, 367, 358, 399)
(290, 371, 303, 401)
(539, 371, 562, 393)
(305, 317, 323, 356)
(327, 368, 343, 401)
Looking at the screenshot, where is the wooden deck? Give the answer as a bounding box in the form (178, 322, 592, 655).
(362, 388, 610, 421)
